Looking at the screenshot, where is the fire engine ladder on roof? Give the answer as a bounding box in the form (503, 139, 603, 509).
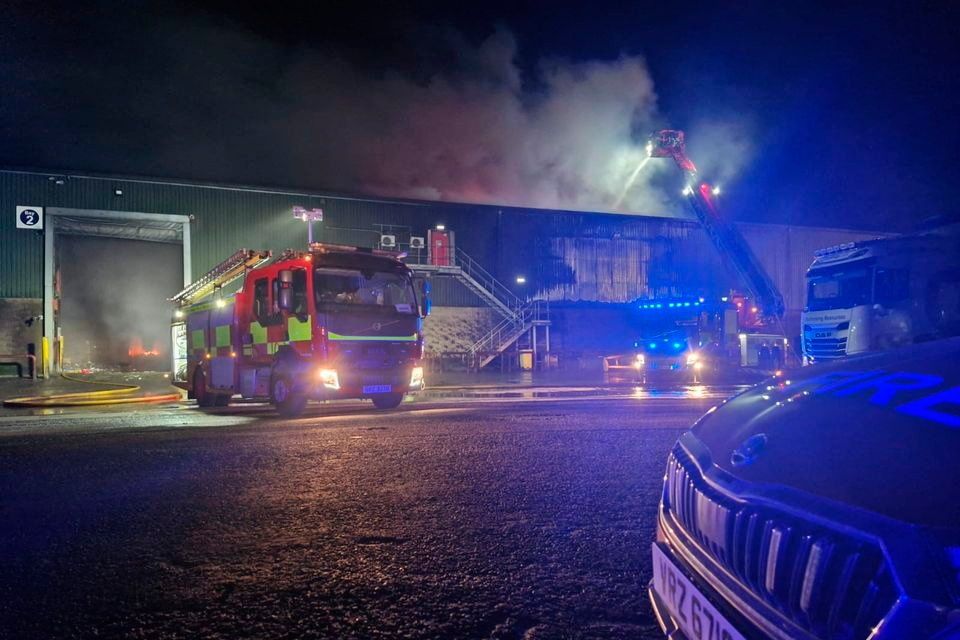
(171, 248, 272, 306)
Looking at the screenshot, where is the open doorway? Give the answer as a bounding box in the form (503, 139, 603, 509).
(44, 208, 191, 374)
(58, 236, 183, 370)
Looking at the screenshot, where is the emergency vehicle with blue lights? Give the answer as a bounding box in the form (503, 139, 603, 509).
(651, 337, 960, 639)
(802, 225, 960, 362)
(172, 243, 429, 416)
(612, 131, 788, 378)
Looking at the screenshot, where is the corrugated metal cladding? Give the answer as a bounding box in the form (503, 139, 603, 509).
(0, 171, 49, 298)
(0, 169, 884, 311)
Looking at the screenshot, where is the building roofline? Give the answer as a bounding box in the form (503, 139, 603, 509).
(0, 166, 692, 221)
(0, 166, 887, 234)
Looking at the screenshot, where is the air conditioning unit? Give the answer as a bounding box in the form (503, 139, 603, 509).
(409, 236, 425, 249)
(380, 234, 396, 248)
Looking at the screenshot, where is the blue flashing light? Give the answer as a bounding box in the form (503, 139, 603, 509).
(672, 342, 682, 349)
(648, 342, 658, 349)
(668, 303, 675, 308)
(694, 302, 700, 306)
(683, 302, 691, 307)
(656, 303, 663, 308)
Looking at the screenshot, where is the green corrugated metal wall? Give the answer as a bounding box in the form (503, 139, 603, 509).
(0, 170, 504, 304)
(13, 169, 859, 310)
(1, 171, 50, 298)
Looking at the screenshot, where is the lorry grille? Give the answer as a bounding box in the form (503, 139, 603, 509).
(803, 336, 848, 359)
(803, 323, 850, 359)
(664, 449, 898, 640)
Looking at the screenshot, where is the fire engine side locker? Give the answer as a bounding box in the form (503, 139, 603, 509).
(207, 297, 238, 394)
(185, 297, 238, 396)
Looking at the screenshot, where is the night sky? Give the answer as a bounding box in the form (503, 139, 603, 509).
(3, 1, 958, 231)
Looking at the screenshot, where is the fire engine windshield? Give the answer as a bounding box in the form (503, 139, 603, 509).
(806, 266, 871, 311)
(314, 268, 417, 314)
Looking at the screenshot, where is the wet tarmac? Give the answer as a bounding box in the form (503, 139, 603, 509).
(0, 390, 739, 639)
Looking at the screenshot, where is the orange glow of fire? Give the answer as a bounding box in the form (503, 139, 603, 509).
(128, 337, 162, 358)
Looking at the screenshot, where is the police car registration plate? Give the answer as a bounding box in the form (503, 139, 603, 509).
(651, 543, 745, 640)
(363, 385, 392, 394)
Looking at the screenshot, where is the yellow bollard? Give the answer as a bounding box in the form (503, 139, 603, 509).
(58, 335, 64, 371)
(41, 336, 50, 378)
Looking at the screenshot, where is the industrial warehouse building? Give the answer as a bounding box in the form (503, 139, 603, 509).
(0, 168, 880, 374)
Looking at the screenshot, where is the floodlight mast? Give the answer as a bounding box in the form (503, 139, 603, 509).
(648, 129, 785, 321)
(293, 206, 324, 245)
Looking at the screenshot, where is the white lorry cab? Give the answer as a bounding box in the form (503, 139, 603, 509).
(801, 225, 960, 363)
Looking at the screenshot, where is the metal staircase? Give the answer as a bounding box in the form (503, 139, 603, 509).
(409, 248, 550, 369)
(410, 248, 522, 318)
(467, 300, 550, 369)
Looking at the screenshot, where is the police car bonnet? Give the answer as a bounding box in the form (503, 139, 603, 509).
(691, 337, 960, 529)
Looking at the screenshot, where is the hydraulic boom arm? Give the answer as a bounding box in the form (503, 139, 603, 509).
(648, 130, 785, 321)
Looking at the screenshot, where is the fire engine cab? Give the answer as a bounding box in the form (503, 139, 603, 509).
(172, 243, 429, 416)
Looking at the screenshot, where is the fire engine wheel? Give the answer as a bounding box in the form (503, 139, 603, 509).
(271, 374, 307, 418)
(194, 368, 216, 408)
(371, 393, 404, 410)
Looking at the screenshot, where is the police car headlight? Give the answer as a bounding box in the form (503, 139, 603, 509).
(686, 353, 700, 365)
(633, 354, 645, 369)
(317, 368, 340, 390)
(410, 366, 424, 388)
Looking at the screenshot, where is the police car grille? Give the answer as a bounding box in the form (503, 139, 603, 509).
(665, 450, 898, 640)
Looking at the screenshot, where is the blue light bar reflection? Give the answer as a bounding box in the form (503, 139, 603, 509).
(639, 299, 706, 311)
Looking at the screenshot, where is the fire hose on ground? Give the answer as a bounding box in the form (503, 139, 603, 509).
(2, 371, 183, 408)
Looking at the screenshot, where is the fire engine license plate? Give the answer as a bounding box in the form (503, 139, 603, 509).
(651, 544, 745, 640)
(363, 385, 392, 394)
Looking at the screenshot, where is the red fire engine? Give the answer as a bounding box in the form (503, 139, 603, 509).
(172, 244, 429, 416)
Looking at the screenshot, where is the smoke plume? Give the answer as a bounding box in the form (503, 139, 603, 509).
(3, 9, 754, 217)
(323, 30, 669, 214)
(147, 25, 678, 215)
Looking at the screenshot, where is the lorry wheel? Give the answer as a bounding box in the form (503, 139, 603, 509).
(371, 393, 404, 410)
(271, 374, 307, 418)
(194, 368, 216, 408)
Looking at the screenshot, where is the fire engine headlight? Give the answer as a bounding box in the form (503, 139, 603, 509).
(410, 366, 424, 388)
(317, 368, 340, 390)
(694, 361, 704, 371)
(633, 354, 645, 369)
(686, 353, 700, 365)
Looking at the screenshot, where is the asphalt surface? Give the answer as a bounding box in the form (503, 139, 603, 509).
(0, 390, 737, 639)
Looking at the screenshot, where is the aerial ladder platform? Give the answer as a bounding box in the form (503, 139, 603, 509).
(647, 130, 785, 322)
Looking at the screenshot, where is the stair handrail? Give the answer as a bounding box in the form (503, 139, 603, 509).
(454, 248, 523, 313)
(468, 299, 546, 356)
